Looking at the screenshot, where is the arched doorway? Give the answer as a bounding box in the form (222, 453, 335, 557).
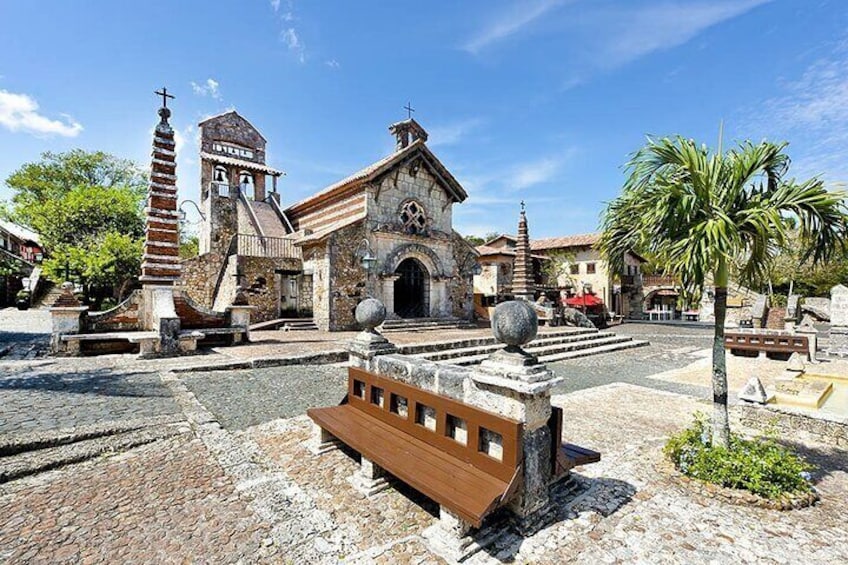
(394, 258, 429, 318)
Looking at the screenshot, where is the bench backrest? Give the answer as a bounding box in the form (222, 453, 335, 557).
(725, 332, 808, 354)
(346, 367, 523, 483)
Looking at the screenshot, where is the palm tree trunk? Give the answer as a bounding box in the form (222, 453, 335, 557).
(712, 263, 730, 447)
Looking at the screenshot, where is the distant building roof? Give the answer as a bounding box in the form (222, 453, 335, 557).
(475, 244, 547, 260)
(530, 232, 600, 251)
(0, 220, 40, 245)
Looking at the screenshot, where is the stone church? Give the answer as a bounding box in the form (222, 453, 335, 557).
(180, 112, 477, 331)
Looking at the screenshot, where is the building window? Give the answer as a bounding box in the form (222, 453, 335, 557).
(570, 263, 580, 275)
(399, 200, 427, 235)
(586, 262, 596, 274)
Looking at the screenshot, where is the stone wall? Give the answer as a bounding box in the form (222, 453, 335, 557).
(304, 243, 331, 330)
(731, 403, 847, 448)
(85, 291, 142, 332)
(238, 255, 302, 323)
(368, 165, 452, 234)
(180, 252, 225, 307)
(449, 231, 476, 319)
(327, 221, 367, 330)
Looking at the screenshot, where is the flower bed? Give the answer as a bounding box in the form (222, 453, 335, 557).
(663, 414, 818, 510)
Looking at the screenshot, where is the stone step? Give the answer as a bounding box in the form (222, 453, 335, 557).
(431, 334, 643, 366)
(381, 319, 477, 332)
(537, 339, 649, 363)
(414, 330, 616, 362)
(398, 327, 595, 356)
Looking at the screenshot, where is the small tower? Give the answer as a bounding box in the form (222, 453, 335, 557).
(388, 118, 429, 151)
(196, 111, 284, 256)
(512, 202, 535, 302)
(140, 89, 181, 285)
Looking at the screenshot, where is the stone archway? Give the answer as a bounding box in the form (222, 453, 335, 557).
(393, 258, 430, 318)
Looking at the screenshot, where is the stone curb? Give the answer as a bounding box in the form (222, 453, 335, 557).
(172, 350, 348, 373)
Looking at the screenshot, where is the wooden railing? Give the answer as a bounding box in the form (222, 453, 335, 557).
(237, 234, 301, 259)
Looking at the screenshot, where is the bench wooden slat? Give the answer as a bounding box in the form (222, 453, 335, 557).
(563, 443, 601, 466)
(308, 404, 508, 527)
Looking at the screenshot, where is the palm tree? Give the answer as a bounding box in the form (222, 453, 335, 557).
(600, 136, 847, 446)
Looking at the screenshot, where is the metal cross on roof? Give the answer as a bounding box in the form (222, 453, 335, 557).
(404, 102, 415, 120)
(232, 269, 245, 284)
(520, 200, 526, 212)
(155, 87, 175, 108)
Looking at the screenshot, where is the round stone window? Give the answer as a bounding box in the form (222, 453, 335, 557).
(399, 200, 427, 235)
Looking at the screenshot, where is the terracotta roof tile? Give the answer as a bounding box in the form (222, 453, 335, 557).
(530, 232, 600, 251)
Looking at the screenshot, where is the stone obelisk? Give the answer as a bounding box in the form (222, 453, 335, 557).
(139, 88, 182, 354)
(512, 201, 535, 302)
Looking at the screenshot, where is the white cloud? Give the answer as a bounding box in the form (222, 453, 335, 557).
(325, 59, 340, 69)
(743, 37, 848, 182)
(427, 118, 486, 147)
(0, 89, 82, 137)
(282, 28, 306, 64)
(190, 78, 221, 100)
(270, 0, 281, 11)
(464, 0, 567, 54)
(507, 155, 567, 190)
(596, 0, 773, 68)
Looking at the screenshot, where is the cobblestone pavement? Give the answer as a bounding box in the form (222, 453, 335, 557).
(0, 367, 179, 435)
(0, 307, 50, 360)
(0, 435, 275, 563)
(182, 365, 347, 430)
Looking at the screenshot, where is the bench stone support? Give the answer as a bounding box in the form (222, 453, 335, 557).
(49, 306, 89, 356)
(306, 424, 342, 455)
(422, 507, 502, 563)
(348, 456, 391, 497)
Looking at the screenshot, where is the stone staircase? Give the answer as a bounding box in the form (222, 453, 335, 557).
(250, 318, 319, 331)
(399, 327, 648, 366)
(34, 282, 62, 309)
(380, 317, 477, 333)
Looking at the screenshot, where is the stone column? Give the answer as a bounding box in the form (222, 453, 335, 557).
(379, 274, 401, 317)
(471, 300, 562, 534)
(828, 284, 848, 357)
(48, 282, 88, 355)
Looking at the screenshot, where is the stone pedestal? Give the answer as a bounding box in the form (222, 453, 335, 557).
(305, 425, 342, 455)
(226, 304, 255, 344)
(142, 286, 180, 356)
(49, 306, 89, 355)
(348, 298, 397, 369)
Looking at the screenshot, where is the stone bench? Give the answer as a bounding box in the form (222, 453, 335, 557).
(186, 326, 248, 345)
(61, 331, 159, 357)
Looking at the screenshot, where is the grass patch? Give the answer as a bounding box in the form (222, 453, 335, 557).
(664, 414, 814, 499)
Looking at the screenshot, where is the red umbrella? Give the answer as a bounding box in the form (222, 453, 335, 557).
(564, 294, 604, 307)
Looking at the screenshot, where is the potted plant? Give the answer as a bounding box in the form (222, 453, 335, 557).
(15, 289, 31, 310)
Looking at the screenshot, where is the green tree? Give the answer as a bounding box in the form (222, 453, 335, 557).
(3, 150, 147, 305)
(600, 136, 847, 446)
(179, 234, 200, 259)
(540, 250, 576, 288)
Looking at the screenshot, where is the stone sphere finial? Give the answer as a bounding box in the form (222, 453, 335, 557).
(491, 300, 538, 347)
(356, 298, 387, 333)
(61, 281, 75, 293)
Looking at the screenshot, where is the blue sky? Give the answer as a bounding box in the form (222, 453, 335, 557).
(1, 0, 846, 239)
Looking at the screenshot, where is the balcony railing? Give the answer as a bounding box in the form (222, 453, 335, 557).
(642, 275, 677, 288)
(237, 234, 301, 259)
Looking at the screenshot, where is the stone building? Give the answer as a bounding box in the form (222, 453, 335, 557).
(180, 113, 477, 330)
(474, 231, 646, 318)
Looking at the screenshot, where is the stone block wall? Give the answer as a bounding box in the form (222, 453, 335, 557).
(85, 291, 142, 332)
(368, 165, 452, 234)
(239, 255, 302, 323)
(303, 243, 331, 330)
(327, 221, 367, 330)
(449, 231, 476, 320)
(732, 403, 847, 448)
(180, 252, 225, 307)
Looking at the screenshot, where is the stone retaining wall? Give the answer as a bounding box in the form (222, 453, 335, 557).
(731, 402, 848, 448)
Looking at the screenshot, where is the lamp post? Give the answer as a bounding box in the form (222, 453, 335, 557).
(178, 200, 206, 222)
(356, 239, 377, 297)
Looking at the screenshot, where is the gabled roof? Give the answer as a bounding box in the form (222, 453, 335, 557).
(0, 220, 40, 244)
(482, 234, 516, 248)
(530, 232, 600, 251)
(198, 110, 268, 142)
(475, 245, 548, 260)
(285, 139, 467, 215)
(199, 152, 284, 176)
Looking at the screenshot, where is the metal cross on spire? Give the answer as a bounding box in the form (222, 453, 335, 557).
(404, 102, 415, 120)
(155, 87, 175, 108)
(520, 200, 526, 212)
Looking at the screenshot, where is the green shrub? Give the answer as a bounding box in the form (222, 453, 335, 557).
(664, 413, 814, 499)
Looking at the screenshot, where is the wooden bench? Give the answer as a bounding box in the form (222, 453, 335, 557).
(308, 367, 600, 528)
(725, 332, 809, 359)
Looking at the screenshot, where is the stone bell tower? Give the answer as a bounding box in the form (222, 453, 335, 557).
(197, 111, 284, 256)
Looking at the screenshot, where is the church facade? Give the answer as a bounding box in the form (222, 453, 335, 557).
(179, 112, 477, 331)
